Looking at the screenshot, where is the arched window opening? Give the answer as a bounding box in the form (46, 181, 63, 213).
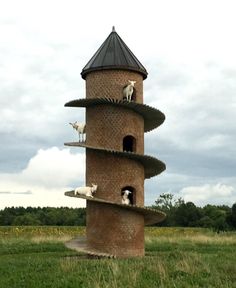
(121, 186, 136, 205)
(123, 135, 136, 152)
(131, 88, 136, 101)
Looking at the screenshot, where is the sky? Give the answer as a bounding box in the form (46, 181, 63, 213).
(0, 0, 236, 209)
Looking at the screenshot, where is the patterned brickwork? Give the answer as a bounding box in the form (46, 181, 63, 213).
(86, 105, 144, 154)
(84, 68, 146, 257)
(86, 150, 144, 206)
(86, 201, 145, 257)
(85, 70, 143, 103)
(64, 32, 166, 257)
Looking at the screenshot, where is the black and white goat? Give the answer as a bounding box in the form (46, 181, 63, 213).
(121, 190, 133, 205)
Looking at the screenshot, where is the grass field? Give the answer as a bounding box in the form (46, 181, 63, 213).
(0, 227, 236, 288)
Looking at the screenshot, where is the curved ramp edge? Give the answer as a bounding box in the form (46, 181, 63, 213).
(65, 236, 116, 258)
(64, 142, 166, 179)
(65, 191, 166, 225)
(64, 97, 165, 132)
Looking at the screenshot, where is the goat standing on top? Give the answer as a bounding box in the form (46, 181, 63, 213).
(123, 80, 136, 102)
(69, 122, 86, 142)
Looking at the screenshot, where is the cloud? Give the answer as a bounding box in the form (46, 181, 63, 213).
(0, 12, 86, 173)
(179, 183, 235, 206)
(0, 147, 86, 208)
(0, 190, 32, 195)
(1, 1, 236, 208)
(19, 147, 85, 188)
(145, 171, 236, 207)
(144, 61, 236, 181)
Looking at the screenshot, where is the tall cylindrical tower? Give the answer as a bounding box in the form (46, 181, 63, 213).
(65, 28, 166, 258)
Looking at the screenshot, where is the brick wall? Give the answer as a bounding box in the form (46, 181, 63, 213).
(85, 69, 145, 257)
(86, 201, 145, 257)
(86, 70, 143, 103)
(86, 105, 144, 154)
(86, 150, 144, 206)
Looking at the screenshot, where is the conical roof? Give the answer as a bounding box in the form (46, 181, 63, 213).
(81, 27, 148, 79)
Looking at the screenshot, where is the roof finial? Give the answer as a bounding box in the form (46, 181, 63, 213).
(112, 26, 115, 32)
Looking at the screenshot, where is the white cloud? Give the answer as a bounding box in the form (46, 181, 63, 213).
(0, 147, 86, 208)
(179, 183, 235, 206)
(20, 147, 85, 188)
(1, 0, 236, 208)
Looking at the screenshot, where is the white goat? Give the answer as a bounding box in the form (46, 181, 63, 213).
(121, 190, 132, 205)
(74, 184, 98, 198)
(69, 122, 86, 142)
(123, 80, 136, 102)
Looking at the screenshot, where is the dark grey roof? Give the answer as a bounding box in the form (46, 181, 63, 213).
(81, 27, 148, 79)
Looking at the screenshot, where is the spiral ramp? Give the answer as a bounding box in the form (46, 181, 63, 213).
(64, 97, 166, 258)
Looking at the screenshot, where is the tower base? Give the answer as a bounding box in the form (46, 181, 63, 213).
(87, 201, 145, 258)
(64, 192, 166, 258)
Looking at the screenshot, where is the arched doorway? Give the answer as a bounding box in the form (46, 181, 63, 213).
(123, 135, 136, 152)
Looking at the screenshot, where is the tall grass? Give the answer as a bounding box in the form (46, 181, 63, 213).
(0, 226, 85, 239)
(0, 227, 236, 288)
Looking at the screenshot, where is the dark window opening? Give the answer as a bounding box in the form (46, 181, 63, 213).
(123, 135, 136, 152)
(121, 186, 135, 205)
(131, 87, 136, 101)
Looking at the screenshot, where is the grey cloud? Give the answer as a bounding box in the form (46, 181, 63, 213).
(14, 190, 32, 195)
(0, 29, 85, 176)
(0, 190, 32, 195)
(1, 25, 236, 208)
(221, 68, 236, 80)
(149, 63, 190, 89)
(0, 131, 54, 172)
(146, 135, 236, 178)
(143, 61, 236, 187)
(0, 112, 85, 173)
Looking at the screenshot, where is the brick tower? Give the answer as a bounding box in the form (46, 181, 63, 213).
(65, 28, 166, 258)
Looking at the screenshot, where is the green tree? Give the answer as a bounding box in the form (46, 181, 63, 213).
(13, 213, 41, 225)
(153, 193, 184, 226)
(197, 216, 214, 228)
(202, 205, 229, 231)
(175, 202, 202, 227)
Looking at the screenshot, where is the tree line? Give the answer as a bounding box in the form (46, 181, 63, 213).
(152, 193, 236, 231)
(0, 207, 86, 226)
(0, 194, 236, 231)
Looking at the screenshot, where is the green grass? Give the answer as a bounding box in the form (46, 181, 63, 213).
(0, 226, 236, 288)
